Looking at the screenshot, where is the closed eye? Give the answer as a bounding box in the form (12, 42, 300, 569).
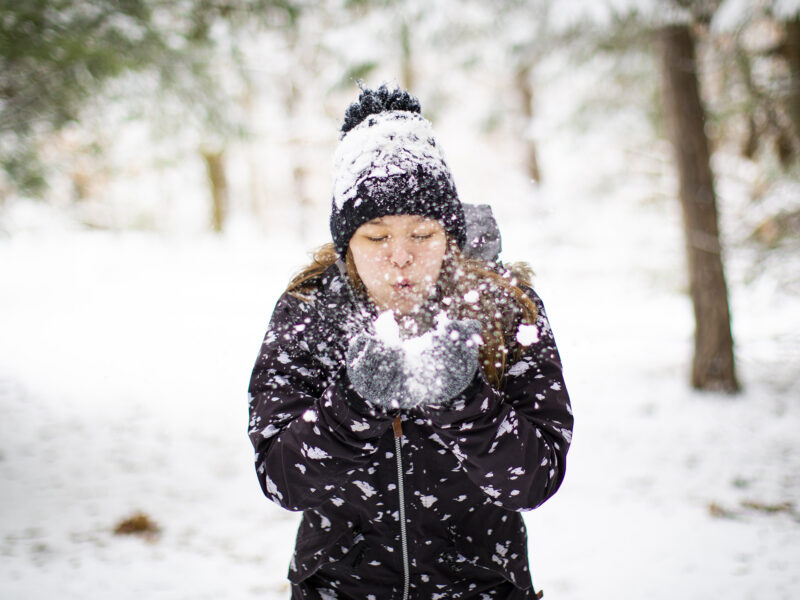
(367, 236, 388, 242)
(412, 233, 434, 241)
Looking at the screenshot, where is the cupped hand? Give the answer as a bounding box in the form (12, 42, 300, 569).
(346, 333, 406, 411)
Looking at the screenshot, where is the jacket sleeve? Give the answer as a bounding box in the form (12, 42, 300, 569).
(422, 288, 573, 511)
(247, 292, 394, 511)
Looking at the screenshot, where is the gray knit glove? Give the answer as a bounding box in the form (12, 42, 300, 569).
(346, 333, 406, 411)
(418, 319, 481, 406)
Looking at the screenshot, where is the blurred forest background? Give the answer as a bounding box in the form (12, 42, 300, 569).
(2, 1, 800, 598)
(2, 0, 800, 388)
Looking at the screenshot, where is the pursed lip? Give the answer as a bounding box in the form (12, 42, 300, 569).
(392, 279, 414, 293)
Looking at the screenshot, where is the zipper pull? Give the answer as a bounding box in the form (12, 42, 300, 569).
(392, 415, 403, 438)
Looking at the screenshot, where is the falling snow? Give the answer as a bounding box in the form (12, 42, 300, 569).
(516, 324, 540, 346)
(1, 24, 798, 598)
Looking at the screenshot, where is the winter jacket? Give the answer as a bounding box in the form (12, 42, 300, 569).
(247, 264, 573, 599)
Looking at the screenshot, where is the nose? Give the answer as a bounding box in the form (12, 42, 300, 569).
(388, 239, 413, 268)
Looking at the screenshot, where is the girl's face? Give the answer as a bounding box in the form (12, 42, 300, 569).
(349, 215, 447, 315)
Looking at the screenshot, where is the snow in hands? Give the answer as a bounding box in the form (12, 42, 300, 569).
(365, 310, 482, 409)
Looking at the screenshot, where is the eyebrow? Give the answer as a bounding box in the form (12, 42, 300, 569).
(366, 215, 427, 225)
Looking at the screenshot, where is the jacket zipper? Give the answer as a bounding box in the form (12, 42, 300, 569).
(393, 416, 410, 600)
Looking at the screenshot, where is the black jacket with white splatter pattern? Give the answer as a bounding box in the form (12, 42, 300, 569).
(248, 265, 573, 599)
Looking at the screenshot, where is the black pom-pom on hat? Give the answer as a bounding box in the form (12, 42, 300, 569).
(341, 84, 422, 135)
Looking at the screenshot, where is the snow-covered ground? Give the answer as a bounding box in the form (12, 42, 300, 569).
(2, 180, 798, 599)
(2, 62, 800, 600)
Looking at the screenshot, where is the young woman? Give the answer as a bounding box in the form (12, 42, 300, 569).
(248, 86, 573, 599)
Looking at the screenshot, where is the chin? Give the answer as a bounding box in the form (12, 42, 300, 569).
(386, 297, 424, 315)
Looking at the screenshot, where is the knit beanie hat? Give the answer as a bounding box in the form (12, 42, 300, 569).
(330, 86, 466, 258)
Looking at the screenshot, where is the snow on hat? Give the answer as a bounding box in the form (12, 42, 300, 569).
(329, 86, 466, 257)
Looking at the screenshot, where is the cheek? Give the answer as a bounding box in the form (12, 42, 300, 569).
(417, 242, 447, 280)
(351, 248, 386, 287)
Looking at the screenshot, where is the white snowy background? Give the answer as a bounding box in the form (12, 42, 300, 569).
(2, 3, 800, 599)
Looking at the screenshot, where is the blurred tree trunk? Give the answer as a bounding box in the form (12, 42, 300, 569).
(241, 86, 266, 221)
(283, 75, 313, 237)
(514, 63, 542, 183)
(732, 23, 798, 166)
(658, 24, 739, 393)
(202, 149, 228, 233)
(400, 19, 414, 91)
(784, 17, 800, 153)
